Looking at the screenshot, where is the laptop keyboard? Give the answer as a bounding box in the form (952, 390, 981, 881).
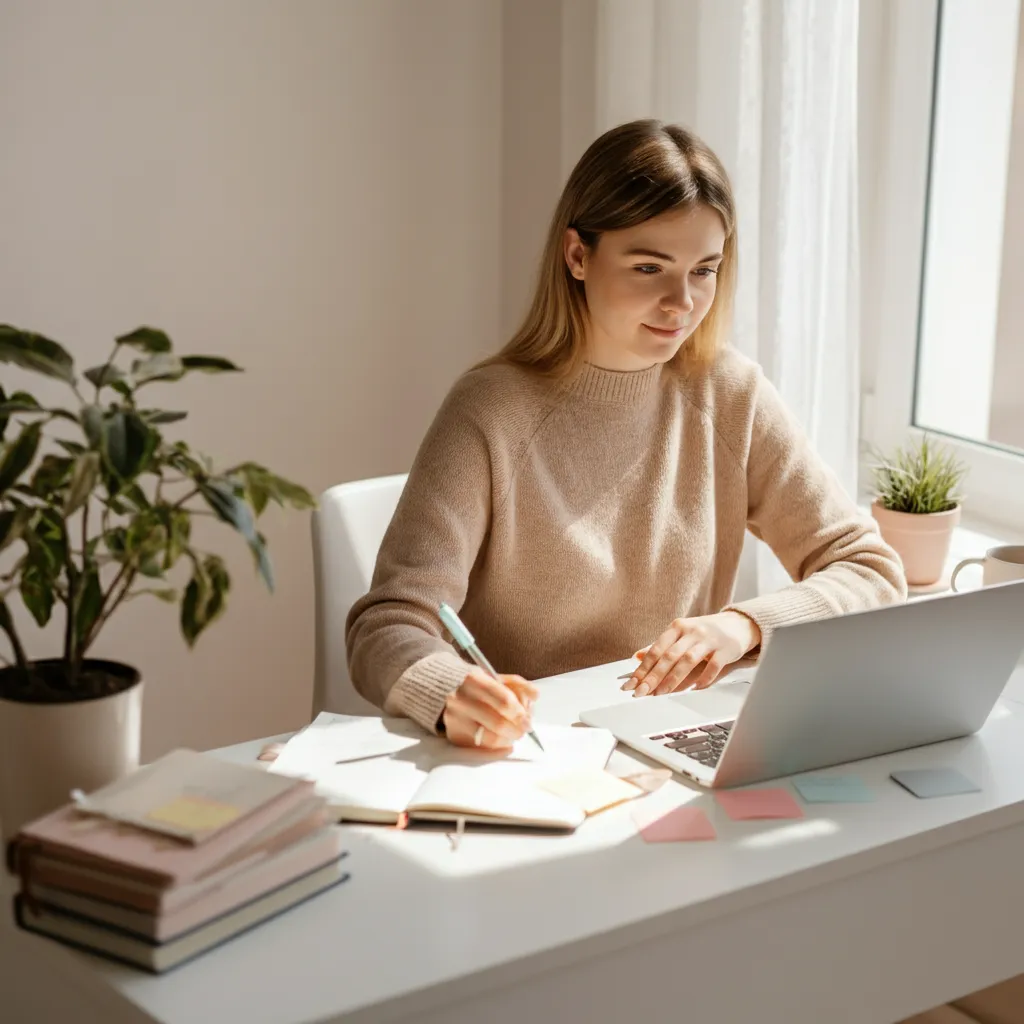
(646, 720, 734, 768)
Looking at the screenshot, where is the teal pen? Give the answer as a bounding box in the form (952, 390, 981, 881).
(438, 602, 544, 752)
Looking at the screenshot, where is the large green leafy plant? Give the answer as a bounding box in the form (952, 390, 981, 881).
(870, 434, 968, 515)
(0, 325, 314, 702)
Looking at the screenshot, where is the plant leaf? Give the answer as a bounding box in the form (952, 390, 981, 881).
(125, 509, 166, 561)
(231, 463, 272, 515)
(199, 479, 274, 591)
(116, 327, 172, 353)
(81, 404, 104, 448)
(138, 556, 164, 578)
(870, 435, 968, 515)
(269, 474, 317, 510)
(132, 353, 184, 385)
(199, 478, 254, 538)
(102, 412, 127, 479)
(8, 391, 41, 409)
(0, 399, 45, 418)
(64, 451, 101, 516)
(122, 482, 151, 510)
(180, 355, 242, 374)
(179, 554, 230, 646)
(141, 410, 188, 425)
(74, 567, 103, 651)
(204, 555, 230, 622)
(84, 363, 127, 389)
(104, 527, 128, 560)
(102, 411, 157, 481)
(251, 532, 275, 592)
(0, 421, 43, 495)
(0, 507, 33, 553)
(30, 454, 74, 498)
(135, 587, 178, 602)
(180, 557, 211, 646)
(164, 441, 206, 478)
(20, 563, 54, 627)
(230, 463, 316, 515)
(28, 509, 67, 574)
(164, 508, 191, 569)
(0, 325, 75, 383)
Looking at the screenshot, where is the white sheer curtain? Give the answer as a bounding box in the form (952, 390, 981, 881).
(594, 0, 862, 597)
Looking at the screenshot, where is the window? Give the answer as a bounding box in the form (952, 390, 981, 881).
(861, 0, 1024, 532)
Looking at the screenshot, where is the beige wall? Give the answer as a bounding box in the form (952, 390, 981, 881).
(500, 0, 564, 337)
(0, 0, 503, 757)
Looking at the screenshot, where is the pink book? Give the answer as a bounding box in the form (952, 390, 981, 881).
(8, 783, 322, 888)
(29, 827, 346, 942)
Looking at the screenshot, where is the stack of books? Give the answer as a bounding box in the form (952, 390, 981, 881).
(5, 748, 348, 973)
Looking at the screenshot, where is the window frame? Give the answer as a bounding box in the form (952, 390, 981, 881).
(858, 0, 1024, 535)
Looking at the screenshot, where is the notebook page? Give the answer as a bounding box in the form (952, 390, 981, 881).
(309, 757, 427, 823)
(271, 723, 616, 825)
(405, 726, 618, 827)
(407, 762, 586, 829)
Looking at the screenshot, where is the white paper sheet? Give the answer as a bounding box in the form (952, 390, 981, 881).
(269, 714, 423, 778)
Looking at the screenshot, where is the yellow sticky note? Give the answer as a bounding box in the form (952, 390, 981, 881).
(538, 770, 641, 815)
(147, 795, 242, 833)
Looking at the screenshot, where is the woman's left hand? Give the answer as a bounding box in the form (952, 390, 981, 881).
(622, 611, 762, 697)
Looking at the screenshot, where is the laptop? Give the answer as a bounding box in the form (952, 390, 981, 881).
(579, 579, 1024, 789)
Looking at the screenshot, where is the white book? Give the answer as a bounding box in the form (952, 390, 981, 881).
(270, 722, 619, 830)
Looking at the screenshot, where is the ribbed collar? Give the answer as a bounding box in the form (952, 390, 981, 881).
(564, 360, 664, 405)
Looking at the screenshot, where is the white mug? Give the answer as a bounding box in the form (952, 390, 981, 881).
(950, 544, 1024, 592)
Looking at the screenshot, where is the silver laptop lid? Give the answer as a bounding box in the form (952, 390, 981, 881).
(712, 579, 1024, 788)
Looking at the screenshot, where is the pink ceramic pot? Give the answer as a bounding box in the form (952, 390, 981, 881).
(871, 500, 961, 587)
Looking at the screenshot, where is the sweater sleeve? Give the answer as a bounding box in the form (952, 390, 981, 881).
(723, 370, 908, 649)
(344, 384, 493, 733)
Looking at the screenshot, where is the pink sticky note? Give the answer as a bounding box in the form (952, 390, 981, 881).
(715, 787, 804, 821)
(632, 803, 717, 842)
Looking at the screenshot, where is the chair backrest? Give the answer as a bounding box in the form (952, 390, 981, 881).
(311, 473, 408, 717)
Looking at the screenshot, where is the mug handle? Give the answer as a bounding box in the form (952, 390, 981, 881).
(950, 557, 985, 592)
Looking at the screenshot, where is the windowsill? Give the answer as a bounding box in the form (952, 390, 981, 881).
(858, 496, 1023, 599)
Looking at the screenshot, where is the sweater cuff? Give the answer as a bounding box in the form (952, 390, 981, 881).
(383, 651, 471, 735)
(723, 585, 837, 652)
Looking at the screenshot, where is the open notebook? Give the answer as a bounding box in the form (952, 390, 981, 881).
(268, 719, 621, 830)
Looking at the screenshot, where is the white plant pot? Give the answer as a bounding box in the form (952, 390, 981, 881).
(0, 661, 143, 842)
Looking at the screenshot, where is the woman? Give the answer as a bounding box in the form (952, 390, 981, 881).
(345, 119, 907, 751)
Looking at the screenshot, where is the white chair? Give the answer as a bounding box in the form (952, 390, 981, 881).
(311, 473, 408, 717)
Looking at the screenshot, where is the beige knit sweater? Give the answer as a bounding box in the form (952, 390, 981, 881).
(346, 347, 907, 733)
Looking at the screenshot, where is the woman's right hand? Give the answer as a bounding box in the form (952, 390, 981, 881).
(442, 668, 538, 750)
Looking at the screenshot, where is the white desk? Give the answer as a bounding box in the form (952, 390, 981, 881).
(5, 659, 1024, 1024)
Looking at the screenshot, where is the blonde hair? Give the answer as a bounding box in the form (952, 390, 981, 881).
(478, 119, 737, 379)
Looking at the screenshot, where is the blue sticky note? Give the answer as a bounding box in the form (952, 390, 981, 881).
(890, 768, 981, 799)
(793, 775, 874, 804)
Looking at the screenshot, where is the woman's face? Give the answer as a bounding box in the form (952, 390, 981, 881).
(564, 204, 726, 372)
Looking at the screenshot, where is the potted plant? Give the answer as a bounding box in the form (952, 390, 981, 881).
(0, 325, 315, 839)
(869, 434, 968, 587)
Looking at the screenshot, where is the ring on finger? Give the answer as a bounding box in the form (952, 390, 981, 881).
(473, 725, 485, 746)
